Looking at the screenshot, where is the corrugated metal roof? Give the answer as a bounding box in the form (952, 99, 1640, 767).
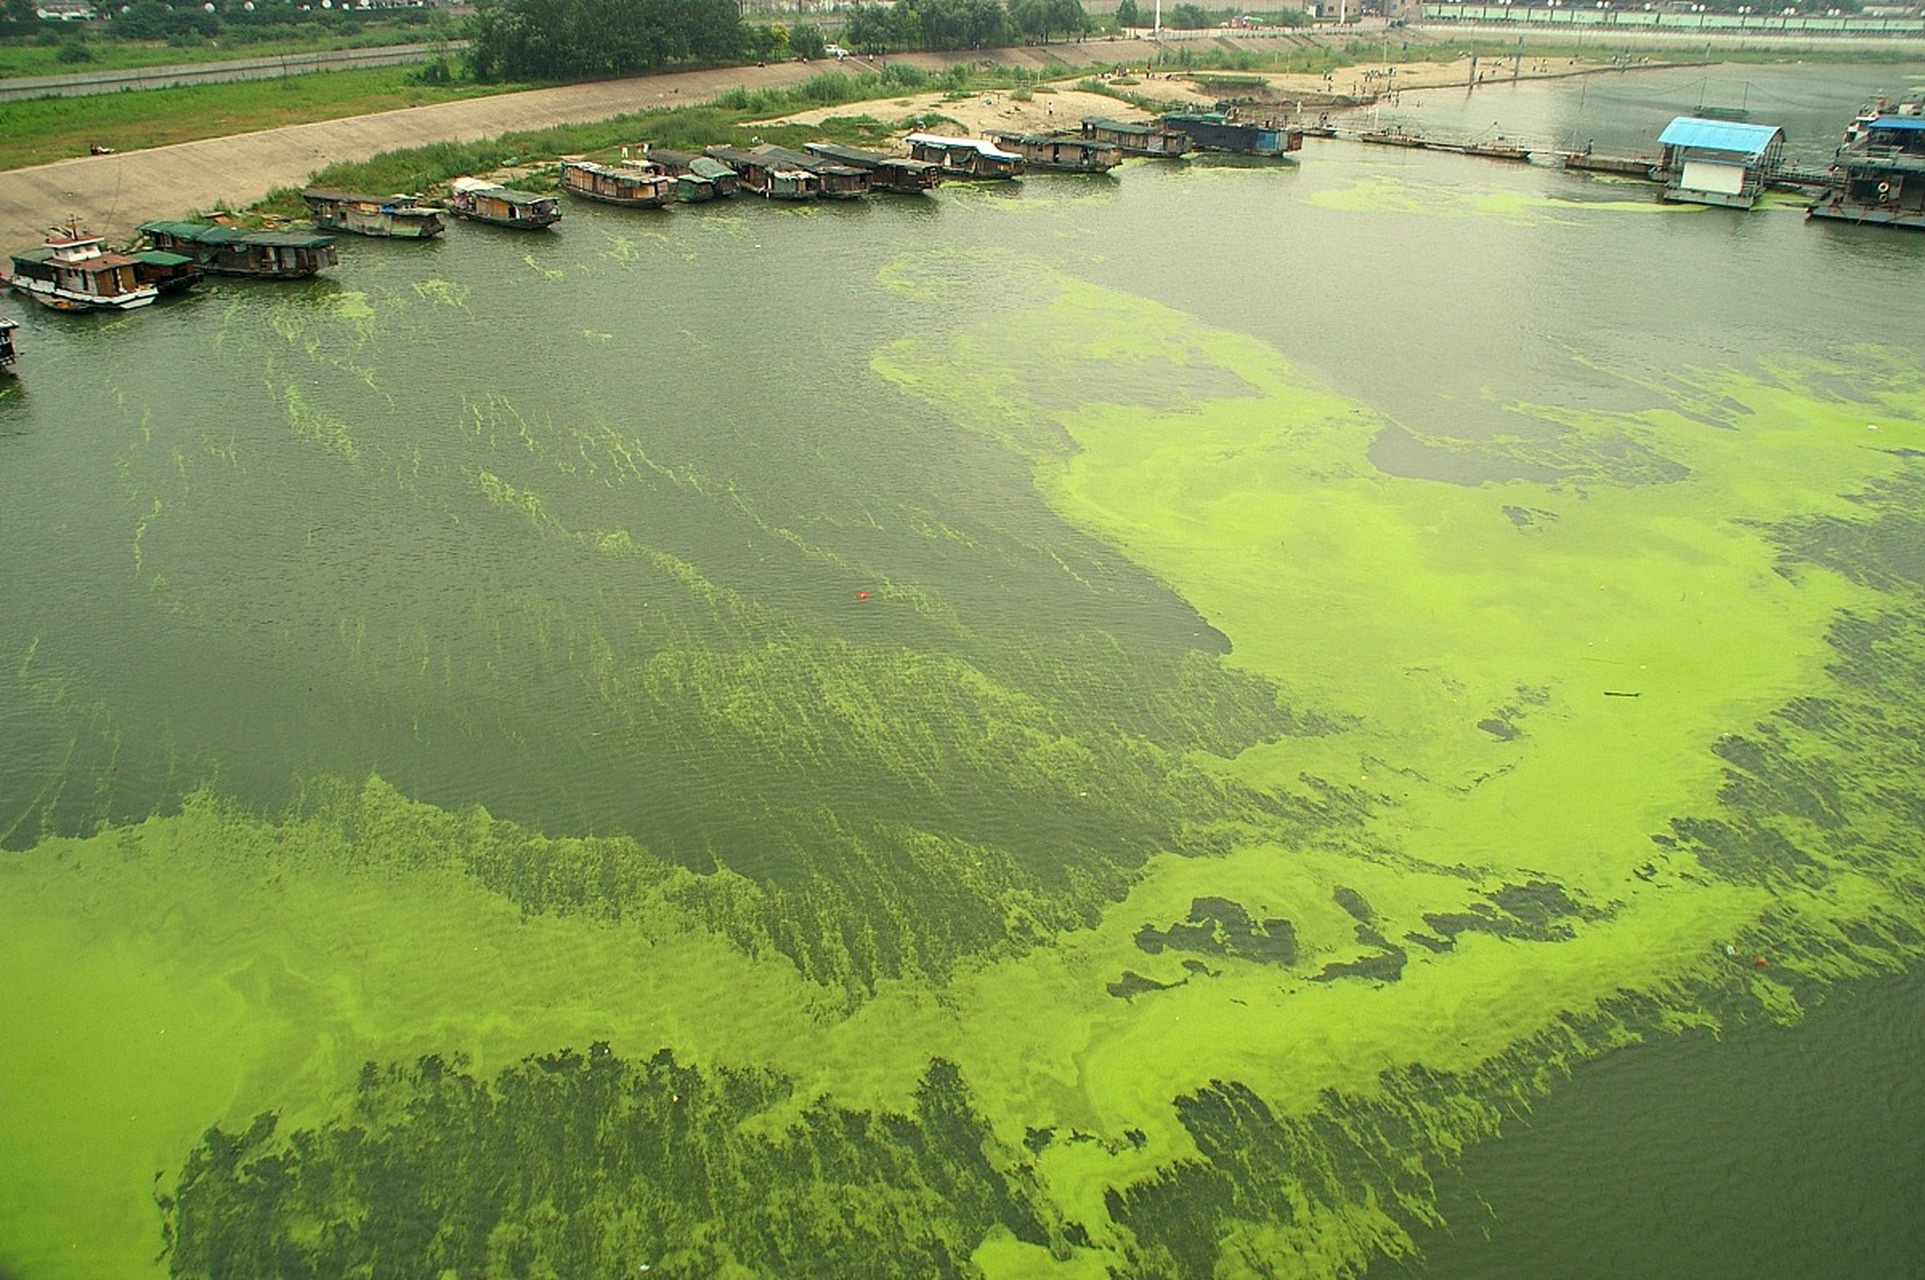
(1657, 117, 1784, 156)
(1872, 116, 1925, 133)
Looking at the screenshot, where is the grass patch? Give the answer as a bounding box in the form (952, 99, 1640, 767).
(0, 20, 451, 78)
(0, 64, 527, 172)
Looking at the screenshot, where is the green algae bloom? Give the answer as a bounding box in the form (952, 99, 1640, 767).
(5, 140, 1925, 1280)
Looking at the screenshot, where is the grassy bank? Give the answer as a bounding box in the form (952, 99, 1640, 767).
(0, 64, 523, 172)
(0, 25, 450, 79)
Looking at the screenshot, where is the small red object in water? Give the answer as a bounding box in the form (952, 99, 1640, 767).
(1752, 955, 1768, 968)
(856, 591, 870, 600)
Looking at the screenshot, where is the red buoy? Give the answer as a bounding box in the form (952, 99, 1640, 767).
(856, 591, 870, 601)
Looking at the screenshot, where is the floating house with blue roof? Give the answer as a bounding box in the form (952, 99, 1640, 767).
(1656, 117, 1786, 209)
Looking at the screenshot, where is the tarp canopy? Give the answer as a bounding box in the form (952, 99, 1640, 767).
(1657, 117, 1785, 158)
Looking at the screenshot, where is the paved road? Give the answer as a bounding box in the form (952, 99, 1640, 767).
(0, 38, 1168, 250)
(0, 41, 466, 103)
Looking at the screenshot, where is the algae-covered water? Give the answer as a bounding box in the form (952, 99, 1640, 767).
(3, 63, 1924, 1279)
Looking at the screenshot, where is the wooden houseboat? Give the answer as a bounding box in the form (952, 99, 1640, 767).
(1808, 99, 1925, 229)
(648, 150, 741, 201)
(6, 224, 160, 311)
(803, 142, 943, 193)
(1080, 117, 1190, 159)
(1655, 117, 1785, 210)
(753, 145, 870, 199)
(704, 146, 820, 200)
(138, 221, 339, 278)
(301, 189, 445, 238)
(0, 317, 17, 373)
(559, 159, 675, 209)
(446, 177, 563, 229)
(904, 134, 1025, 180)
(130, 247, 204, 295)
(992, 132, 1122, 174)
(1159, 112, 1302, 159)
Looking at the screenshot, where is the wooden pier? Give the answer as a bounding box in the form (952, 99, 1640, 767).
(1321, 124, 1833, 197)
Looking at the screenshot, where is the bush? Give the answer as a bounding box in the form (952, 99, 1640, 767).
(56, 39, 94, 63)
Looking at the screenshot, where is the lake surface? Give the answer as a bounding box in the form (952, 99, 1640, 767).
(2, 61, 1922, 1279)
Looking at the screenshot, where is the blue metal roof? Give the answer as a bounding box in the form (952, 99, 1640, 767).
(1657, 117, 1785, 157)
(1872, 116, 1925, 133)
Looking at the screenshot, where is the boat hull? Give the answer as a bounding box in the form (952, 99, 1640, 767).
(7, 276, 156, 311)
(1807, 200, 1925, 229)
(312, 211, 445, 238)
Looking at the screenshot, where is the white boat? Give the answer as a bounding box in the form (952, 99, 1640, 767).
(5, 223, 158, 312)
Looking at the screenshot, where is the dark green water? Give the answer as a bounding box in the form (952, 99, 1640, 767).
(2, 62, 1923, 1279)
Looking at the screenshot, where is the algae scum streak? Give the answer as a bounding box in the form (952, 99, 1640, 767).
(4, 75, 1925, 1278)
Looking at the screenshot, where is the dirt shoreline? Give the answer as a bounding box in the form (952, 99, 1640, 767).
(0, 36, 1681, 250)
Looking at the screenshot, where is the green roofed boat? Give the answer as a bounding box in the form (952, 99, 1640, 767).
(446, 177, 563, 229)
(138, 220, 338, 279)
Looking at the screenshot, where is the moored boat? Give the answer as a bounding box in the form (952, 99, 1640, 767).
(751, 144, 870, 199)
(0, 317, 17, 372)
(446, 177, 563, 229)
(648, 150, 742, 201)
(903, 133, 1025, 180)
(302, 189, 445, 238)
(1159, 111, 1302, 159)
(1080, 116, 1190, 158)
(6, 223, 160, 311)
(559, 159, 675, 209)
(704, 146, 820, 200)
(992, 131, 1121, 174)
(803, 142, 943, 193)
(139, 221, 339, 278)
(1808, 97, 1925, 229)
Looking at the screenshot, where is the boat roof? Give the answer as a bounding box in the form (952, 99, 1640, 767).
(1082, 116, 1169, 137)
(140, 220, 336, 248)
(303, 188, 418, 205)
(563, 159, 663, 182)
(806, 143, 939, 172)
(10, 243, 139, 267)
(0, 316, 17, 330)
(1871, 116, 1925, 132)
(1657, 117, 1785, 156)
(133, 249, 194, 266)
(906, 133, 1020, 160)
(998, 132, 1105, 149)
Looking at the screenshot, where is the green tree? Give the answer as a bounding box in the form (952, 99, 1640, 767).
(789, 20, 826, 57)
(112, 0, 171, 39)
(1010, 0, 1083, 41)
(842, 3, 895, 51)
(467, 0, 745, 82)
(1115, 0, 1140, 25)
(1167, 1, 1211, 27)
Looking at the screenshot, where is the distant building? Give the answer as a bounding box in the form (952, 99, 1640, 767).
(34, 0, 98, 17)
(1656, 117, 1785, 209)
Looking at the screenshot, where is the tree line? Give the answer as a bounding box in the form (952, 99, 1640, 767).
(467, 0, 749, 81)
(842, 0, 1090, 51)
